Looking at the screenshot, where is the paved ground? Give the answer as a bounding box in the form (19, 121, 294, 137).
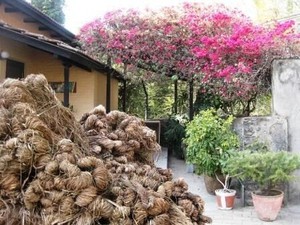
(158, 153, 300, 225)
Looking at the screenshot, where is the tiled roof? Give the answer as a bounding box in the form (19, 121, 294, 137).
(0, 20, 123, 80)
(1, 0, 75, 44)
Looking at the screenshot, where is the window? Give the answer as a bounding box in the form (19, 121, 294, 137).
(6, 59, 24, 79)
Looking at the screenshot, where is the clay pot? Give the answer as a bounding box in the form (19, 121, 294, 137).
(251, 190, 284, 221)
(215, 189, 236, 210)
(204, 174, 225, 195)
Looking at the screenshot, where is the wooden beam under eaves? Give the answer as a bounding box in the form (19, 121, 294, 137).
(50, 34, 61, 38)
(50, 34, 65, 40)
(38, 26, 50, 31)
(23, 18, 38, 23)
(5, 7, 19, 13)
(51, 34, 73, 44)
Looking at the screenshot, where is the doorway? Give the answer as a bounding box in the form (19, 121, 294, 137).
(6, 59, 24, 79)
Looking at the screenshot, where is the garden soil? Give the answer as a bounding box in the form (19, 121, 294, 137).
(0, 74, 212, 225)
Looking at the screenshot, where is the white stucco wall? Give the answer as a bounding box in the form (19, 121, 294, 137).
(272, 59, 300, 203)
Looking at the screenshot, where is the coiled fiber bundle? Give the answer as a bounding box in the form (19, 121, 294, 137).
(80, 107, 161, 165)
(0, 74, 211, 225)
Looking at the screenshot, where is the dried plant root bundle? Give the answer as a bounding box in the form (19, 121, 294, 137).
(0, 74, 211, 225)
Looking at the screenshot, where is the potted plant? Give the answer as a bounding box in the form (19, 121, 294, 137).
(184, 108, 239, 194)
(214, 174, 236, 210)
(223, 150, 300, 221)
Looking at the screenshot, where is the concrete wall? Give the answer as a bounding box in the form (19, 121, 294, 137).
(233, 59, 300, 204)
(272, 59, 300, 153)
(234, 115, 289, 205)
(272, 59, 300, 203)
(234, 116, 288, 151)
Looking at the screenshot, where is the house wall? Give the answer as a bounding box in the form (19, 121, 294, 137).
(0, 1, 120, 119)
(111, 78, 119, 110)
(0, 57, 5, 77)
(0, 2, 52, 38)
(94, 73, 119, 112)
(0, 36, 32, 76)
(0, 36, 119, 119)
(94, 71, 107, 110)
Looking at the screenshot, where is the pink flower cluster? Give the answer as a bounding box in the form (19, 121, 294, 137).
(77, 3, 300, 104)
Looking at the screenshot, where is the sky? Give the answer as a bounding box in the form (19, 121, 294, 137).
(64, 0, 257, 34)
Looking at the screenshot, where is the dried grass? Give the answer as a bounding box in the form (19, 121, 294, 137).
(92, 166, 111, 191)
(77, 156, 103, 170)
(88, 196, 114, 218)
(178, 199, 195, 217)
(122, 188, 136, 207)
(59, 160, 81, 177)
(44, 160, 59, 175)
(66, 171, 93, 191)
(0, 107, 10, 139)
(0, 74, 211, 225)
(75, 186, 98, 207)
(169, 204, 194, 225)
(148, 214, 171, 225)
(147, 197, 170, 216)
(133, 200, 148, 225)
(60, 196, 77, 215)
(0, 174, 20, 191)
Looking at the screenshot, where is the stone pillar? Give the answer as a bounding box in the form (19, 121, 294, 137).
(272, 59, 300, 203)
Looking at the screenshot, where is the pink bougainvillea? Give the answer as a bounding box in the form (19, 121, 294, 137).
(77, 3, 300, 115)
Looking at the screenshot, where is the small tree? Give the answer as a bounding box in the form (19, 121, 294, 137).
(31, 0, 65, 24)
(184, 108, 239, 177)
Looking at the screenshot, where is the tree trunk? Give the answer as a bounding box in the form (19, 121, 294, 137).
(142, 80, 149, 120)
(188, 79, 194, 120)
(174, 79, 178, 114)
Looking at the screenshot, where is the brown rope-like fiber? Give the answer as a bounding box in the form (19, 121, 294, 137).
(0, 74, 211, 225)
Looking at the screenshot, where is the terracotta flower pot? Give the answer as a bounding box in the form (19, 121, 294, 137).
(215, 189, 236, 210)
(251, 190, 284, 221)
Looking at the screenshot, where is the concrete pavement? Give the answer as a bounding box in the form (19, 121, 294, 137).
(167, 155, 300, 225)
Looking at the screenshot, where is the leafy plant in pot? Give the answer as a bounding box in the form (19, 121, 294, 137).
(184, 108, 239, 195)
(223, 149, 300, 221)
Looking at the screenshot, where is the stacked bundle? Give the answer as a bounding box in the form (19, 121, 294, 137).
(80, 105, 211, 225)
(80, 106, 161, 164)
(0, 74, 211, 225)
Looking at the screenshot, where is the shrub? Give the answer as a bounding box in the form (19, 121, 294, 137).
(184, 108, 239, 176)
(222, 150, 300, 195)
